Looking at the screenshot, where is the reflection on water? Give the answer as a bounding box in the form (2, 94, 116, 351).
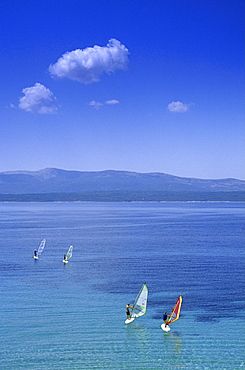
(125, 322, 150, 351)
(125, 321, 185, 369)
(123, 323, 155, 368)
(163, 331, 182, 354)
(162, 331, 184, 369)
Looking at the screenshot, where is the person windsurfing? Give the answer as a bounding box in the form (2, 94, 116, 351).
(126, 303, 134, 320)
(163, 312, 170, 327)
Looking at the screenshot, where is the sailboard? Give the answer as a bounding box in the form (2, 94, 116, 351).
(33, 239, 46, 259)
(125, 283, 148, 324)
(161, 295, 182, 332)
(63, 245, 73, 263)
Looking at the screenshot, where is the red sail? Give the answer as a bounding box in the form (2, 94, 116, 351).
(166, 296, 182, 325)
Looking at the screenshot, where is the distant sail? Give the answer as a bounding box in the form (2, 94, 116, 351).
(65, 245, 73, 260)
(131, 283, 148, 318)
(166, 296, 182, 325)
(37, 239, 46, 256)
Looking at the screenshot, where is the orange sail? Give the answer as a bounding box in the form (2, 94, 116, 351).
(166, 296, 182, 325)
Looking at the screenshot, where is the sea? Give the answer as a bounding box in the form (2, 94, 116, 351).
(0, 202, 244, 370)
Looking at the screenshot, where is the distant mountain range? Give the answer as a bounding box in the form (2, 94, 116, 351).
(0, 168, 244, 194)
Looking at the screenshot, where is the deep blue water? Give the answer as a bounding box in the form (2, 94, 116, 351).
(0, 202, 244, 369)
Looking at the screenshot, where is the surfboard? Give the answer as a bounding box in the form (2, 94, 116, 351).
(161, 323, 171, 332)
(125, 317, 135, 324)
(63, 259, 68, 264)
(33, 256, 38, 259)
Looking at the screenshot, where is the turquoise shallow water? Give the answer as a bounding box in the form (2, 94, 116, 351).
(0, 202, 244, 369)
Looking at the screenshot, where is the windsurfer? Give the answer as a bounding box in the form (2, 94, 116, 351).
(34, 249, 37, 257)
(126, 303, 134, 319)
(63, 254, 67, 261)
(163, 312, 169, 327)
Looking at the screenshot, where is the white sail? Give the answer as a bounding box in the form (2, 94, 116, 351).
(37, 239, 46, 256)
(131, 283, 148, 318)
(65, 245, 73, 260)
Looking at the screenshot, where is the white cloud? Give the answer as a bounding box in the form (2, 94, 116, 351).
(89, 100, 103, 110)
(49, 38, 129, 84)
(105, 100, 119, 105)
(18, 83, 58, 114)
(167, 101, 193, 113)
(89, 99, 120, 109)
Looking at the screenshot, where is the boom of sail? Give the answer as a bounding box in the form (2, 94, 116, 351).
(166, 295, 182, 325)
(131, 283, 148, 318)
(37, 239, 46, 256)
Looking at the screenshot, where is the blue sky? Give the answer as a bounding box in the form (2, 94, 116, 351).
(0, 0, 244, 179)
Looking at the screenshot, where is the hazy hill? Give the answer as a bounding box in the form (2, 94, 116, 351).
(0, 168, 244, 194)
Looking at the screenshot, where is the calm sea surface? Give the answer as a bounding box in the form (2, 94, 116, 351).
(0, 202, 244, 369)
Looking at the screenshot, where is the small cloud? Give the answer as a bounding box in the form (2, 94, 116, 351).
(105, 100, 119, 105)
(18, 83, 58, 114)
(167, 101, 193, 113)
(89, 99, 119, 109)
(49, 38, 129, 84)
(8, 103, 16, 109)
(89, 100, 103, 110)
